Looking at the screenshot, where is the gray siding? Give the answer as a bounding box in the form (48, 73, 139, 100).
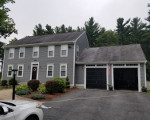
(75, 32, 89, 60)
(75, 65, 84, 84)
(3, 44, 74, 84)
(140, 63, 146, 87)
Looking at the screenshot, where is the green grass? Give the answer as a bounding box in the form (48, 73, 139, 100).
(147, 90, 150, 95)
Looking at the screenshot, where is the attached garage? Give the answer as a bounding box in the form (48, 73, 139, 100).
(114, 68, 138, 90)
(86, 68, 106, 89)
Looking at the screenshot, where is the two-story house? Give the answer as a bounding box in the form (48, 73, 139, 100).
(2, 31, 147, 92)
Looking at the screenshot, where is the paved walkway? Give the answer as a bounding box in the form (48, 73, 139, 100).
(0, 89, 39, 102)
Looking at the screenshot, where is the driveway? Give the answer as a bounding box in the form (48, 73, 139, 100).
(43, 89, 150, 120)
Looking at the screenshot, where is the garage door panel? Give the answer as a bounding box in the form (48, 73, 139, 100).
(86, 68, 106, 89)
(114, 68, 138, 90)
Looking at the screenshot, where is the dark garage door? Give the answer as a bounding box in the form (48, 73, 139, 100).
(86, 68, 106, 89)
(114, 68, 138, 90)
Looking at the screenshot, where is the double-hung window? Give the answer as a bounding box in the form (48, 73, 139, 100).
(19, 47, 25, 58)
(9, 48, 14, 59)
(17, 65, 24, 77)
(48, 46, 55, 57)
(61, 45, 68, 57)
(7, 65, 13, 77)
(60, 64, 67, 78)
(47, 64, 54, 77)
(32, 47, 39, 58)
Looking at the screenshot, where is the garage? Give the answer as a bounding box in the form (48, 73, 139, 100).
(86, 68, 106, 89)
(114, 68, 138, 90)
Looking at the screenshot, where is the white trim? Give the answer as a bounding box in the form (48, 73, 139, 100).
(106, 64, 109, 90)
(17, 64, 24, 77)
(144, 64, 147, 87)
(60, 63, 67, 78)
(48, 46, 55, 58)
(2, 50, 5, 80)
(74, 31, 85, 42)
(60, 45, 68, 57)
(19, 47, 25, 59)
(7, 65, 13, 77)
(32, 46, 39, 58)
(111, 64, 114, 90)
(73, 43, 76, 86)
(30, 62, 39, 80)
(138, 64, 141, 92)
(46, 64, 54, 78)
(8, 48, 14, 59)
(84, 65, 86, 88)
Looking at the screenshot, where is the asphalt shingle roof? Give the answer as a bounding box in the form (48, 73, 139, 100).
(77, 44, 146, 63)
(5, 31, 84, 47)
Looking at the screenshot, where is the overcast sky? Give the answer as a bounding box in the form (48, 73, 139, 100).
(0, 0, 149, 43)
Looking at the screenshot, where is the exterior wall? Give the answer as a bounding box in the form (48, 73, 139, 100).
(75, 64, 84, 85)
(140, 63, 146, 87)
(75, 32, 89, 60)
(3, 44, 74, 84)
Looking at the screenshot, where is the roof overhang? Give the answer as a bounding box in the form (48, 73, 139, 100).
(3, 41, 74, 48)
(76, 61, 147, 64)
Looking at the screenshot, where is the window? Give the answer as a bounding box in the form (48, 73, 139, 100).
(48, 46, 55, 57)
(17, 65, 24, 77)
(47, 64, 54, 77)
(7, 65, 13, 77)
(61, 45, 68, 57)
(32, 47, 39, 58)
(19, 47, 25, 58)
(60, 64, 67, 78)
(9, 48, 14, 59)
(76, 45, 79, 57)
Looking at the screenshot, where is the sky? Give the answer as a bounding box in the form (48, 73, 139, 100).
(0, 0, 149, 44)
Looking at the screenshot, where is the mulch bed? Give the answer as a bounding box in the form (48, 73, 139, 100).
(20, 88, 78, 102)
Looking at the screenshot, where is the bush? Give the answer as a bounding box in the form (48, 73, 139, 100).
(53, 78, 65, 92)
(46, 80, 59, 94)
(1, 80, 7, 86)
(31, 94, 45, 100)
(142, 86, 147, 92)
(27, 79, 40, 91)
(38, 83, 47, 94)
(8, 78, 18, 85)
(16, 89, 30, 95)
(65, 76, 70, 89)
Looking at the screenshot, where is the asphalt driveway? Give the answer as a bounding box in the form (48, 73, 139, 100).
(43, 89, 150, 120)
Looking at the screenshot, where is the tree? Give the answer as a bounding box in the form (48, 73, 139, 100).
(0, 0, 17, 38)
(116, 18, 131, 45)
(84, 17, 105, 47)
(9, 37, 17, 43)
(55, 26, 61, 33)
(130, 17, 146, 44)
(96, 30, 119, 47)
(60, 24, 66, 33)
(0, 41, 5, 59)
(45, 24, 54, 34)
(33, 24, 45, 36)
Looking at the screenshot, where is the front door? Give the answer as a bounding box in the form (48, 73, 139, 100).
(31, 65, 38, 79)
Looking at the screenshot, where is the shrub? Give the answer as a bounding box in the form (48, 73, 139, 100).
(142, 86, 147, 92)
(31, 94, 45, 100)
(16, 89, 30, 95)
(1, 80, 7, 86)
(38, 83, 47, 94)
(8, 78, 18, 85)
(53, 78, 65, 92)
(46, 80, 59, 94)
(27, 79, 40, 91)
(65, 76, 70, 89)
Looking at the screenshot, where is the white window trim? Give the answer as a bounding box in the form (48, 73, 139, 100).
(46, 64, 54, 78)
(19, 47, 25, 59)
(17, 64, 24, 77)
(60, 64, 67, 78)
(60, 45, 68, 57)
(8, 48, 15, 59)
(32, 46, 39, 58)
(48, 46, 55, 57)
(7, 65, 13, 77)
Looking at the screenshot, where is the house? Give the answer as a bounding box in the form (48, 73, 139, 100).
(2, 31, 147, 92)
